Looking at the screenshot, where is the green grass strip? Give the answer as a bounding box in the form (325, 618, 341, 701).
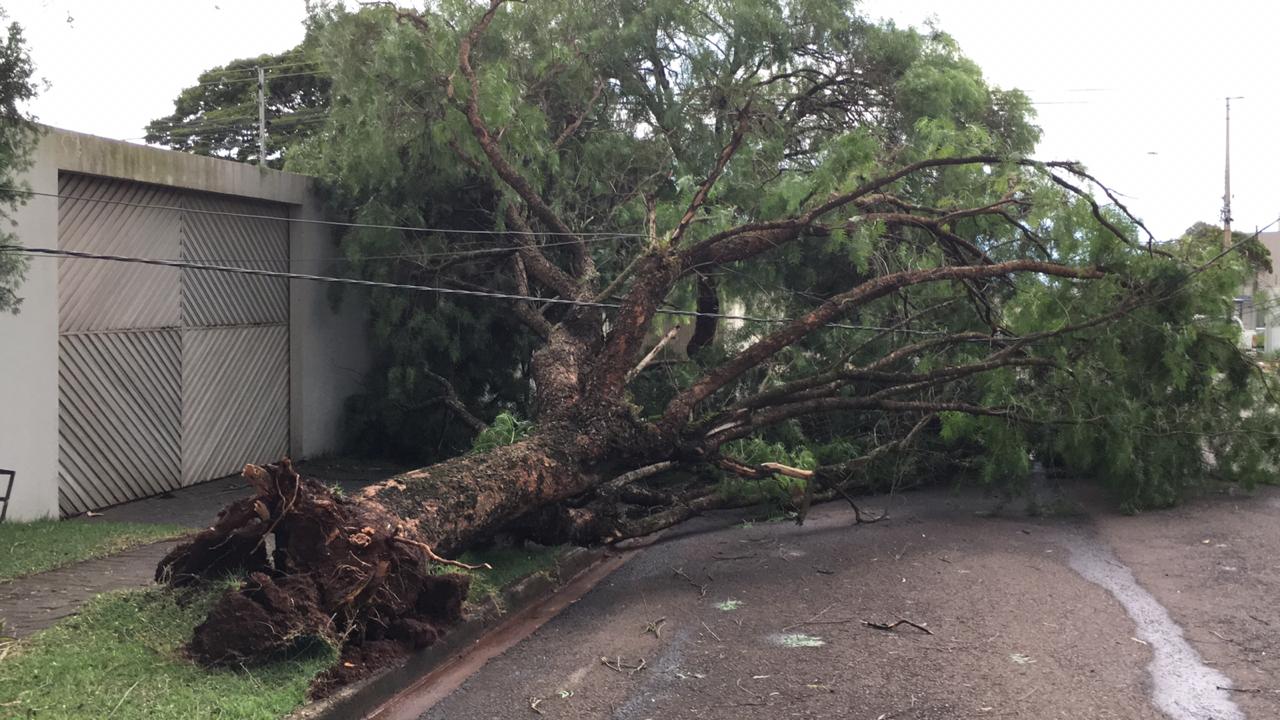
(0, 519, 188, 581)
(0, 542, 567, 719)
(0, 586, 335, 719)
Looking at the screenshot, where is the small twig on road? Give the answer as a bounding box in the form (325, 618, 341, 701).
(782, 603, 837, 632)
(672, 566, 708, 597)
(893, 542, 911, 561)
(643, 617, 667, 639)
(529, 696, 545, 715)
(713, 553, 757, 561)
(601, 656, 647, 674)
(862, 618, 934, 635)
(701, 621, 722, 642)
(735, 677, 767, 706)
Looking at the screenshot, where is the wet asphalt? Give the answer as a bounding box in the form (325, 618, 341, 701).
(418, 483, 1280, 720)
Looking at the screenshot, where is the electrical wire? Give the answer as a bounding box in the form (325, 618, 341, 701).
(5, 188, 652, 238)
(0, 245, 944, 335)
(189, 70, 327, 88)
(160, 115, 329, 137)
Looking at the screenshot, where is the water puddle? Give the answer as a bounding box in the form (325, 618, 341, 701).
(1061, 532, 1244, 720)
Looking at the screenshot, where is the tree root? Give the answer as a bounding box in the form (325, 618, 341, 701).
(156, 459, 470, 686)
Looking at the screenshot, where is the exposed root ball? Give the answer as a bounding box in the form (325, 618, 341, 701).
(190, 572, 331, 664)
(157, 459, 470, 673)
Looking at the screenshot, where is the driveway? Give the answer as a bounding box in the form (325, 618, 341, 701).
(415, 483, 1279, 719)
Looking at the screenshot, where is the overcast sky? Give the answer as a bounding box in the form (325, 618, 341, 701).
(6, 0, 1278, 240)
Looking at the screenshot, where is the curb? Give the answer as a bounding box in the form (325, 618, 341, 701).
(289, 545, 608, 720)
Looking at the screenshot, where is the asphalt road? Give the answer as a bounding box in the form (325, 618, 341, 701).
(419, 483, 1280, 719)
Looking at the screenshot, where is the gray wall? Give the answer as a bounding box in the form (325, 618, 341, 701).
(0, 128, 370, 520)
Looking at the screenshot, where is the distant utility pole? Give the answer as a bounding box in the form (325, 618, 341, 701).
(256, 65, 266, 163)
(1222, 96, 1245, 248)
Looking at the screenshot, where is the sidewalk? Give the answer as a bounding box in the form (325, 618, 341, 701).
(0, 457, 397, 638)
(0, 541, 179, 637)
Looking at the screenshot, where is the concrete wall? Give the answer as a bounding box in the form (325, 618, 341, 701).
(0, 128, 370, 520)
(0, 134, 60, 520)
(288, 199, 371, 458)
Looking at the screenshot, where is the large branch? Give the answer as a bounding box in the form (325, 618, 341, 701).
(661, 259, 1102, 428)
(680, 155, 1008, 271)
(455, 0, 591, 282)
(668, 101, 753, 247)
(702, 350, 1051, 444)
(509, 254, 554, 338)
(705, 397, 1008, 448)
(502, 205, 580, 299)
(722, 331, 991, 418)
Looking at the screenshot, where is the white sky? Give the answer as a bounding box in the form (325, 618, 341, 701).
(6, 0, 1278, 240)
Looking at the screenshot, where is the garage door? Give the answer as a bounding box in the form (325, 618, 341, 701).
(56, 173, 289, 515)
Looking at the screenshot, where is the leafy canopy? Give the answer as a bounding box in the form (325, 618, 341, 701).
(285, 0, 1041, 462)
(166, 1, 1280, 509)
(145, 30, 330, 168)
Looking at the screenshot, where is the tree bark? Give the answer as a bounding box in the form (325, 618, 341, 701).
(155, 417, 659, 675)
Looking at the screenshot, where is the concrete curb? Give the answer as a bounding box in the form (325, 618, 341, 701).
(288, 545, 607, 720)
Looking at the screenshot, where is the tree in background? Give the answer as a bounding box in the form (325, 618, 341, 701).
(156, 0, 1280, 680)
(144, 32, 329, 168)
(0, 7, 39, 313)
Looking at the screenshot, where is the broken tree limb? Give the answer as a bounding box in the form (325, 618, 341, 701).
(599, 461, 679, 494)
(759, 462, 814, 480)
(624, 325, 682, 385)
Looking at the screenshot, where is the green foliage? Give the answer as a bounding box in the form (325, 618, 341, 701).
(0, 586, 334, 719)
(278, 0, 1038, 462)
(0, 9, 40, 313)
(433, 542, 565, 605)
(0, 519, 187, 581)
(470, 411, 533, 454)
(146, 29, 330, 167)
(721, 437, 816, 471)
(716, 438, 814, 509)
(193, 0, 1277, 514)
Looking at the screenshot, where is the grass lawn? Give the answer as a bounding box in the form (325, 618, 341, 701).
(448, 543, 566, 604)
(0, 542, 567, 719)
(0, 519, 189, 581)
(0, 585, 335, 720)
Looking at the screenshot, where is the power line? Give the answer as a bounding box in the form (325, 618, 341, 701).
(0, 245, 943, 335)
(190, 70, 327, 88)
(113, 233, 641, 265)
(160, 114, 329, 137)
(7, 188, 652, 238)
(200, 60, 325, 77)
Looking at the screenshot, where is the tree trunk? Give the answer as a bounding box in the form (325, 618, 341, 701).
(155, 419, 650, 676)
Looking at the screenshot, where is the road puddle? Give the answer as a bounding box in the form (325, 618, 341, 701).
(1061, 532, 1244, 720)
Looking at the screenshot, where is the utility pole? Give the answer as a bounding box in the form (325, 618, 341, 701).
(1222, 96, 1244, 248)
(256, 65, 266, 163)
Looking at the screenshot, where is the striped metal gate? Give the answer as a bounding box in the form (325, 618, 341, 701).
(56, 173, 289, 515)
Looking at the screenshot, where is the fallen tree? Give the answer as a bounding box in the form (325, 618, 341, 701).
(158, 0, 1279, 678)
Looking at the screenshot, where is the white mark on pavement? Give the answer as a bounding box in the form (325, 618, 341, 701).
(770, 633, 825, 648)
(1061, 532, 1244, 720)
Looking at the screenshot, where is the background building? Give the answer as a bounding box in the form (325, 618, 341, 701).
(0, 128, 370, 520)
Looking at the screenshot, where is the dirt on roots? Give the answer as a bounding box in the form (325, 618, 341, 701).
(155, 459, 469, 692)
